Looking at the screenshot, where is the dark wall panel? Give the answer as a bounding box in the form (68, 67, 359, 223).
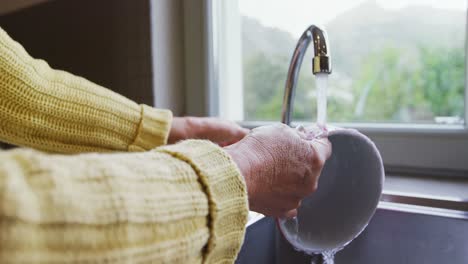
(0, 0, 154, 105)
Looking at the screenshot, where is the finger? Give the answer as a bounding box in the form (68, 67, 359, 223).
(311, 137, 332, 162)
(301, 138, 331, 193)
(213, 120, 248, 140)
(231, 127, 250, 141)
(168, 117, 189, 144)
(219, 128, 249, 146)
(218, 141, 231, 147)
(297, 124, 328, 140)
(283, 209, 298, 219)
(191, 118, 245, 143)
(300, 168, 318, 195)
(296, 128, 308, 140)
(279, 197, 302, 212)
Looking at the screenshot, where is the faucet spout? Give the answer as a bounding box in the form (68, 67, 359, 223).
(281, 25, 332, 125)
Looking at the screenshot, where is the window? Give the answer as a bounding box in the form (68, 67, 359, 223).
(183, 0, 468, 175)
(237, 0, 466, 126)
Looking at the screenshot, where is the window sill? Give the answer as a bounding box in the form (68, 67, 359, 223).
(382, 174, 468, 211)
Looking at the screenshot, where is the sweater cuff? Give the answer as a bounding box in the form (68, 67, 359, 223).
(128, 105, 173, 151)
(158, 140, 249, 263)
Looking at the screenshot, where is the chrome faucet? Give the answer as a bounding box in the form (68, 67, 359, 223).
(281, 25, 332, 125)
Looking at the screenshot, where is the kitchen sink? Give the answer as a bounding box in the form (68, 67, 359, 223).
(236, 202, 468, 264)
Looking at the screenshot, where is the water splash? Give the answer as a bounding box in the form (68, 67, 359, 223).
(309, 254, 322, 264)
(315, 73, 328, 127)
(308, 250, 337, 264)
(321, 250, 337, 264)
(281, 215, 339, 264)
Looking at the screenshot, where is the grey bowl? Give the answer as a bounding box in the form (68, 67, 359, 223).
(278, 128, 385, 254)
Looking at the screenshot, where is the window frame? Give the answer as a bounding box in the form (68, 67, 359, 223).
(183, 0, 468, 177)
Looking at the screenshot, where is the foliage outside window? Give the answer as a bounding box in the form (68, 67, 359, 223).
(240, 1, 465, 125)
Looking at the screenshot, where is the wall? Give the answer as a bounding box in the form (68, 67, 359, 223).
(0, 0, 154, 105)
(0, 0, 50, 16)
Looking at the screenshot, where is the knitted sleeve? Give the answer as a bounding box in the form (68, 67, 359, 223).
(0, 27, 172, 153)
(0, 140, 249, 263)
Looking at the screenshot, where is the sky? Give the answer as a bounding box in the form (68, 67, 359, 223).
(239, 0, 467, 37)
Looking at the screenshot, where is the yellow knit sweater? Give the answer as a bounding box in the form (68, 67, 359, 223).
(0, 27, 248, 263)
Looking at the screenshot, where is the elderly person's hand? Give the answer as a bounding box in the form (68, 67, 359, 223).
(225, 124, 332, 218)
(169, 117, 249, 146)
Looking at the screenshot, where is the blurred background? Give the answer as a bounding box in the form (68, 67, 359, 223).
(240, 0, 466, 124)
(0, 0, 467, 173)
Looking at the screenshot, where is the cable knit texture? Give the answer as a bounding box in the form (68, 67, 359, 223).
(0, 27, 249, 263)
(0, 141, 248, 263)
(159, 142, 249, 263)
(0, 27, 171, 153)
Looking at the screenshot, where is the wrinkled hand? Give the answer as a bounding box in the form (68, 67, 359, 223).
(168, 117, 249, 146)
(225, 124, 332, 218)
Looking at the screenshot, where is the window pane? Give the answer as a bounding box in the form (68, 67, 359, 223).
(239, 0, 466, 124)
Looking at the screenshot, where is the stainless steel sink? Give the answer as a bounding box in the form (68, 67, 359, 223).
(236, 202, 468, 264)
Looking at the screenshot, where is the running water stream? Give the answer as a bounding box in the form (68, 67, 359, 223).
(294, 73, 338, 264)
(314, 73, 336, 264)
(315, 73, 328, 127)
